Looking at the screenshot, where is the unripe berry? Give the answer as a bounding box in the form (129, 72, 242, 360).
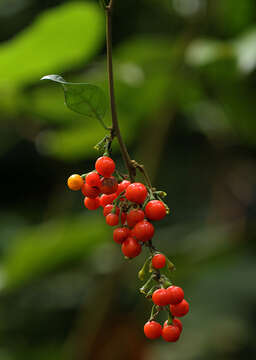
(125, 182, 148, 204)
(152, 254, 166, 269)
(121, 237, 141, 258)
(99, 193, 117, 207)
(113, 227, 130, 244)
(106, 213, 119, 226)
(132, 220, 154, 242)
(162, 325, 180, 342)
(170, 299, 189, 317)
(166, 286, 184, 305)
(84, 197, 100, 210)
(152, 288, 170, 306)
(86, 172, 101, 188)
(81, 183, 100, 198)
(144, 321, 162, 340)
(67, 174, 84, 191)
(126, 209, 144, 228)
(100, 177, 118, 195)
(145, 200, 166, 221)
(95, 156, 115, 177)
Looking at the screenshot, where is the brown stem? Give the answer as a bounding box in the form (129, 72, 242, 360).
(105, 2, 136, 181)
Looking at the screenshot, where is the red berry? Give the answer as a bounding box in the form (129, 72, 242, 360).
(162, 325, 180, 342)
(103, 204, 120, 217)
(125, 182, 148, 204)
(132, 220, 154, 242)
(170, 299, 189, 317)
(145, 200, 166, 221)
(116, 180, 131, 195)
(152, 289, 170, 306)
(81, 183, 100, 198)
(152, 254, 166, 269)
(126, 209, 145, 228)
(121, 237, 141, 258)
(86, 172, 101, 188)
(144, 321, 162, 340)
(84, 197, 100, 210)
(164, 319, 183, 333)
(106, 213, 119, 226)
(113, 227, 130, 244)
(95, 156, 115, 177)
(99, 193, 117, 207)
(120, 211, 127, 225)
(67, 174, 84, 191)
(100, 177, 118, 195)
(166, 286, 184, 305)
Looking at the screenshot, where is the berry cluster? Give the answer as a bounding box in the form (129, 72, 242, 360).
(67, 155, 189, 343)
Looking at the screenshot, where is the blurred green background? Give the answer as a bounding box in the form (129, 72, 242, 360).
(0, 0, 256, 359)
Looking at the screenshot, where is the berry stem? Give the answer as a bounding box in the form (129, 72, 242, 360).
(105, 2, 136, 181)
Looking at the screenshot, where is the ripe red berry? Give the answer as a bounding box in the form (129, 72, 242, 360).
(116, 180, 131, 195)
(144, 321, 162, 340)
(166, 286, 184, 305)
(99, 193, 117, 207)
(162, 325, 180, 342)
(95, 156, 115, 177)
(152, 289, 170, 306)
(86, 172, 101, 188)
(164, 319, 183, 333)
(113, 227, 130, 244)
(67, 174, 84, 191)
(106, 213, 119, 226)
(120, 211, 127, 225)
(145, 200, 166, 221)
(126, 209, 145, 228)
(84, 197, 100, 210)
(170, 299, 189, 317)
(81, 183, 100, 198)
(121, 237, 141, 258)
(132, 220, 154, 242)
(125, 182, 148, 204)
(152, 254, 166, 269)
(100, 177, 118, 195)
(103, 204, 120, 217)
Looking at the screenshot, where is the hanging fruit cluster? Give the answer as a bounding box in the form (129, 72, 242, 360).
(67, 155, 190, 342)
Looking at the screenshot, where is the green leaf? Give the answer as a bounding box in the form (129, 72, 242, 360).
(0, 2, 104, 88)
(41, 74, 108, 129)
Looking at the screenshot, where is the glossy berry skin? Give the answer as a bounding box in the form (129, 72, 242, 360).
(162, 325, 180, 342)
(152, 254, 166, 269)
(67, 174, 84, 191)
(170, 299, 189, 317)
(99, 193, 117, 207)
(152, 289, 170, 306)
(86, 172, 101, 188)
(81, 183, 100, 198)
(95, 156, 115, 177)
(121, 237, 141, 258)
(84, 197, 100, 210)
(125, 182, 148, 204)
(132, 220, 154, 242)
(164, 319, 183, 333)
(144, 321, 162, 340)
(106, 213, 119, 226)
(116, 180, 131, 195)
(126, 209, 145, 228)
(145, 200, 166, 221)
(166, 286, 184, 305)
(113, 227, 130, 244)
(100, 177, 118, 195)
(103, 204, 120, 217)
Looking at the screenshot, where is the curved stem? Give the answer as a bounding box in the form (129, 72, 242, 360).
(105, 3, 136, 181)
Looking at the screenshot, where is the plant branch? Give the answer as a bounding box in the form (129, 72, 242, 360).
(105, 3, 136, 181)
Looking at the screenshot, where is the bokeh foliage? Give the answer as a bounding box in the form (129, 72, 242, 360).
(0, 0, 256, 359)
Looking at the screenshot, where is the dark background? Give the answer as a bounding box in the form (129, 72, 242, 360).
(0, 0, 256, 359)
